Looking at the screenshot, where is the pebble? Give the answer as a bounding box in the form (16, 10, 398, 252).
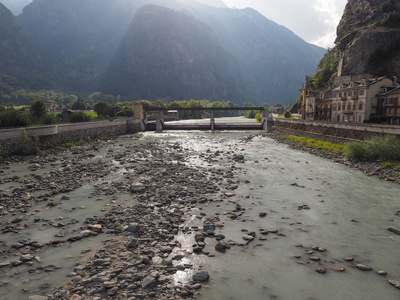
(356, 264, 372, 271)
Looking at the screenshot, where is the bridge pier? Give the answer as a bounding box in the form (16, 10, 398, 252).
(156, 111, 164, 132)
(262, 110, 274, 131)
(210, 110, 215, 131)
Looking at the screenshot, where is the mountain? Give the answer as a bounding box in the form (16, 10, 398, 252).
(335, 0, 400, 77)
(12, 0, 325, 104)
(101, 3, 324, 104)
(100, 5, 257, 102)
(186, 4, 325, 103)
(0, 0, 32, 15)
(0, 2, 51, 92)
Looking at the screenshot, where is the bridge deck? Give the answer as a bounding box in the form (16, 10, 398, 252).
(146, 122, 263, 131)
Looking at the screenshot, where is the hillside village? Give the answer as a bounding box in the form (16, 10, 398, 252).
(301, 74, 400, 125)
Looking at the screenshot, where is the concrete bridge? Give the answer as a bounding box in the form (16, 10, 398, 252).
(138, 106, 274, 132)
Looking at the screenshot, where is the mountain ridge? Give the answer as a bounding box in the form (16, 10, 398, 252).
(1, 0, 325, 105)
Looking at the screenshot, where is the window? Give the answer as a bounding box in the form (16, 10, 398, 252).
(333, 104, 336, 111)
(339, 92, 342, 97)
(353, 103, 356, 111)
(342, 103, 346, 110)
(348, 91, 352, 96)
(333, 93, 337, 98)
(359, 90, 364, 95)
(347, 103, 352, 111)
(338, 104, 341, 111)
(359, 102, 364, 110)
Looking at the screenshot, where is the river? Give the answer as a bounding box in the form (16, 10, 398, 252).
(0, 119, 400, 299)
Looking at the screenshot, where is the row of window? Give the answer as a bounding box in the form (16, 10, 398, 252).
(332, 102, 364, 111)
(386, 107, 400, 114)
(333, 90, 365, 98)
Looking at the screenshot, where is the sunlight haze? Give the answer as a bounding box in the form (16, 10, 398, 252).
(222, 0, 348, 48)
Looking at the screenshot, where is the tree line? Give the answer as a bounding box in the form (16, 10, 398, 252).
(1, 95, 272, 129)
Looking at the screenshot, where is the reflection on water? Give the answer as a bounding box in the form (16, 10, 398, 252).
(167, 131, 400, 300)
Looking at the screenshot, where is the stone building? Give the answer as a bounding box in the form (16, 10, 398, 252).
(331, 77, 394, 123)
(373, 82, 400, 125)
(303, 90, 332, 121)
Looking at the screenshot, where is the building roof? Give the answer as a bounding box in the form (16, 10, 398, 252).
(333, 76, 389, 91)
(376, 86, 400, 96)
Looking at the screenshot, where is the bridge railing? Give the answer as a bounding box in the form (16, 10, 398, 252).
(144, 106, 266, 112)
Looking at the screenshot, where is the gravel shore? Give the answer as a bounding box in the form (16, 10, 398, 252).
(0, 134, 253, 300)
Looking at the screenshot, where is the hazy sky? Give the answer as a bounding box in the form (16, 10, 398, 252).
(223, 0, 348, 49)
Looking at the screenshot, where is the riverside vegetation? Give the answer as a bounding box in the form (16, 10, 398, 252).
(269, 127, 400, 184)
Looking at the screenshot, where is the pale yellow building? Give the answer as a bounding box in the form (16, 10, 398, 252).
(331, 77, 394, 123)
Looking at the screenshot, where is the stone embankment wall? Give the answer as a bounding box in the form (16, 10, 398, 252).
(0, 119, 144, 156)
(274, 119, 400, 140)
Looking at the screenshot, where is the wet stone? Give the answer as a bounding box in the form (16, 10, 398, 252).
(389, 280, 400, 289)
(376, 270, 387, 276)
(193, 271, 210, 282)
(344, 257, 354, 262)
(215, 242, 230, 253)
(356, 264, 372, 271)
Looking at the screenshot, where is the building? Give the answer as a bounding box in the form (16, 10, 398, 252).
(45, 100, 58, 110)
(62, 109, 75, 122)
(373, 81, 400, 125)
(272, 103, 284, 114)
(303, 89, 332, 121)
(331, 76, 394, 123)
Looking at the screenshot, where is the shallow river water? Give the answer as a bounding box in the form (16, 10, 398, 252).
(1, 120, 400, 300)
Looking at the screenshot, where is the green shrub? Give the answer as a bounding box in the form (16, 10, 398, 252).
(346, 142, 370, 161)
(61, 142, 75, 148)
(41, 113, 57, 125)
(380, 11, 400, 27)
(70, 111, 93, 123)
(0, 110, 27, 128)
(381, 0, 394, 13)
(15, 129, 39, 156)
(0, 155, 5, 163)
(346, 135, 400, 162)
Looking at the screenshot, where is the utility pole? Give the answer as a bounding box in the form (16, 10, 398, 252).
(25, 91, 29, 128)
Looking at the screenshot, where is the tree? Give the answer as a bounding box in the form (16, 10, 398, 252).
(93, 101, 110, 117)
(71, 97, 87, 110)
(30, 99, 47, 119)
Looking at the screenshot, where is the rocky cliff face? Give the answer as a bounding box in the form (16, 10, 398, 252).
(335, 0, 400, 77)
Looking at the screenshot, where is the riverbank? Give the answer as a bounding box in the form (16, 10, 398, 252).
(267, 127, 400, 184)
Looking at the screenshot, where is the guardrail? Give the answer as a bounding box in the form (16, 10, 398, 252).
(274, 118, 400, 136)
(0, 120, 127, 141)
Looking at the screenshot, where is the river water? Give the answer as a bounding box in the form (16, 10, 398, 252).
(1, 118, 400, 299)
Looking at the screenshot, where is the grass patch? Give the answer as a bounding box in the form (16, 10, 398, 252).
(60, 139, 85, 148)
(279, 114, 295, 119)
(85, 111, 98, 118)
(286, 135, 346, 153)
